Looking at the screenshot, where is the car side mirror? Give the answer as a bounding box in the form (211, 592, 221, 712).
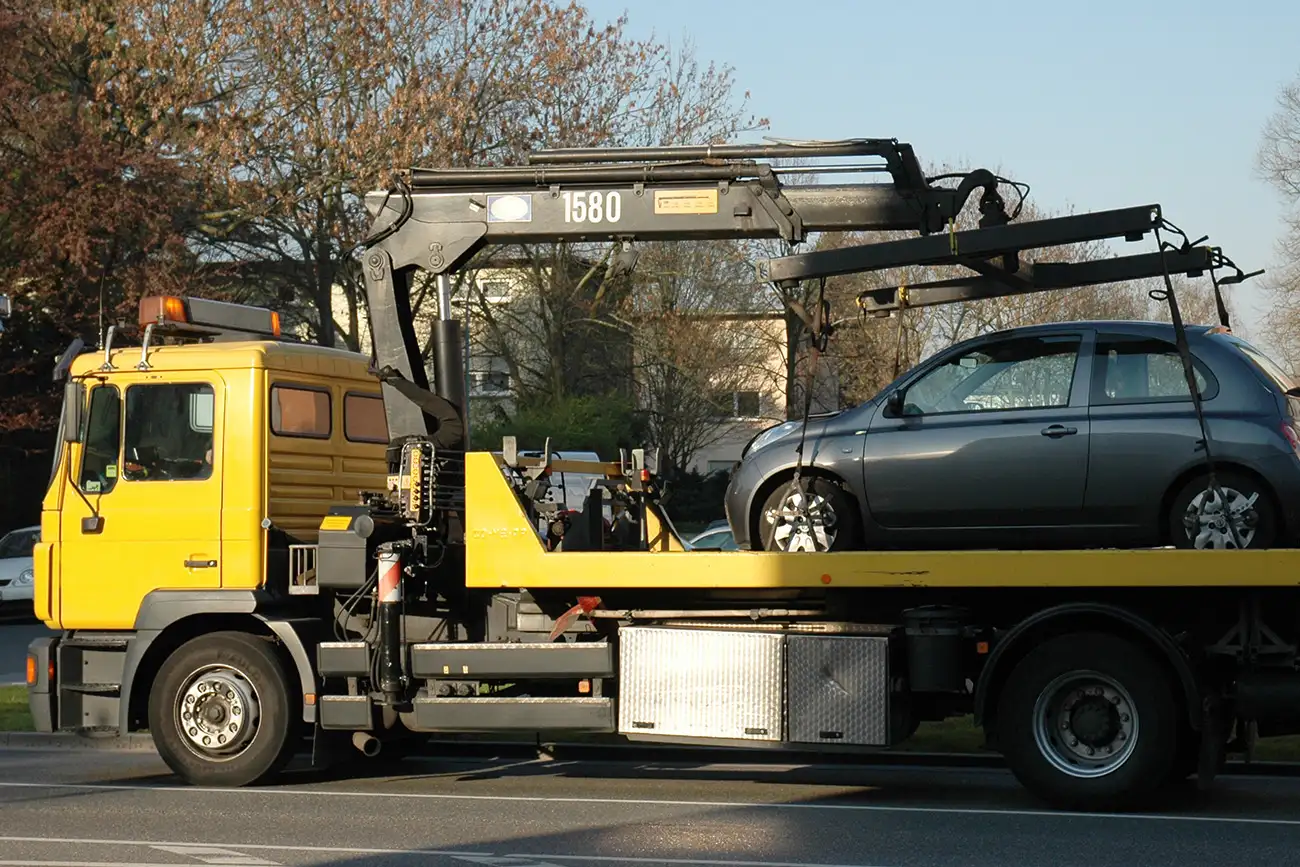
(884, 390, 905, 418)
(61, 380, 85, 444)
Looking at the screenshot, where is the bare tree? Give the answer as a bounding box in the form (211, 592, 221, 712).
(1256, 69, 1300, 368)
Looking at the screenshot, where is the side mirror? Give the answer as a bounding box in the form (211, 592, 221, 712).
(884, 390, 905, 418)
(61, 380, 85, 444)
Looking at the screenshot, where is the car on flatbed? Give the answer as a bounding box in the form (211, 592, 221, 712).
(726, 321, 1300, 553)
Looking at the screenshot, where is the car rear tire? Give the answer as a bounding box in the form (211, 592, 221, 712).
(996, 631, 1179, 811)
(755, 476, 861, 552)
(1167, 470, 1277, 549)
(148, 631, 300, 787)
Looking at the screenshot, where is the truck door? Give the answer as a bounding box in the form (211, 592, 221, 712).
(58, 375, 225, 630)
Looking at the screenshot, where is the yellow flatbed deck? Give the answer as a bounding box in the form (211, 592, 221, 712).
(465, 452, 1300, 590)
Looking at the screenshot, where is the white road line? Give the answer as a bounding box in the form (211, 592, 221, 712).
(1, 780, 1299, 827)
(0, 862, 202, 867)
(0, 839, 889, 867)
(151, 845, 279, 865)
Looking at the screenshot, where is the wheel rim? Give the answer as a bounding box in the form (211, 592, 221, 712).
(1032, 670, 1139, 779)
(1181, 485, 1259, 549)
(173, 663, 262, 762)
(764, 487, 838, 552)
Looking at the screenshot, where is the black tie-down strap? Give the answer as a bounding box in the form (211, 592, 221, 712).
(1150, 220, 1263, 548)
(374, 365, 465, 450)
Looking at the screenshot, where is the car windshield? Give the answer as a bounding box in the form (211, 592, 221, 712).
(0, 528, 37, 558)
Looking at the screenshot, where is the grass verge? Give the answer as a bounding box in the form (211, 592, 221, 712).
(0, 685, 33, 732)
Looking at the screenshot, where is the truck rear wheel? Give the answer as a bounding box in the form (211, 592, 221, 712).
(996, 631, 1178, 811)
(148, 631, 298, 787)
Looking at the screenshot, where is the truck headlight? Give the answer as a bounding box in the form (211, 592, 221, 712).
(16, 568, 33, 586)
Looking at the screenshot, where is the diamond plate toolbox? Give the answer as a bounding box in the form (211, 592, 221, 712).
(787, 634, 890, 746)
(617, 626, 784, 740)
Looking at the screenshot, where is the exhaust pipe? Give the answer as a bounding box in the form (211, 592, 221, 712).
(352, 731, 381, 757)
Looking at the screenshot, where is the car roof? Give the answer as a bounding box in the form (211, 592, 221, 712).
(972, 320, 1223, 340)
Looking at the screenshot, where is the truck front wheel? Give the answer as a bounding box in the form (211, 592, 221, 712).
(996, 631, 1179, 811)
(148, 631, 299, 787)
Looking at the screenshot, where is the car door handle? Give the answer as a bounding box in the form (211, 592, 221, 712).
(184, 559, 218, 568)
(1040, 424, 1078, 438)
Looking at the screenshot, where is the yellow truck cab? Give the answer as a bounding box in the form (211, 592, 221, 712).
(35, 295, 388, 630)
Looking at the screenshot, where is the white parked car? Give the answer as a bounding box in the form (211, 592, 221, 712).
(0, 524, 39, 612)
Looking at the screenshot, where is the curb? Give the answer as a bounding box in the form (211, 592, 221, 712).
(0, 731, 156, 751)
(2, 731, 1299, 777)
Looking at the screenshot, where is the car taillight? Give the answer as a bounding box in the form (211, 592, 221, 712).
(1282, 420, 1300, 457)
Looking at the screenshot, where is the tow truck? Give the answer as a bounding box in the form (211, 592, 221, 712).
(23, 137, 1298, 812)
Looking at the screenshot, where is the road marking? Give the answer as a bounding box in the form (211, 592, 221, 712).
(151, 846, 279, 865)
(0, 840, 891, 867)
(2, 780, 1300, 827)
(0, 862, 206, 867)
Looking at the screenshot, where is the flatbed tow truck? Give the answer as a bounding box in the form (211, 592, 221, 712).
(21, 137, 1299, 812)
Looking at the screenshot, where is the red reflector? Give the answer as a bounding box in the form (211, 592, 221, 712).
(1282, 421, 1300, 456)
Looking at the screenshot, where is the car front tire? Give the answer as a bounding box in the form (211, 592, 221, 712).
(755, 476, 862, 552)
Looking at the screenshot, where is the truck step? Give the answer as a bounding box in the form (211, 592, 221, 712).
(409, 641, 614, 680)
(411, 696, 614, 733)
(62, 682, 122, 697)
(61, 634, 130, 650)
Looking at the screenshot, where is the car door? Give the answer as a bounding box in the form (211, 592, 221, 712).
(1081, 331, 1219, 540)
(57, 374, 225, 630)
(863, 329, 1094, 540)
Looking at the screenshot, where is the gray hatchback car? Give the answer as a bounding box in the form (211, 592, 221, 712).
(724, 321, 1300, 552)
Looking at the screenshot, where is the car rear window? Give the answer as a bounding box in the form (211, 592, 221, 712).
(1216, 333, 1297, 393)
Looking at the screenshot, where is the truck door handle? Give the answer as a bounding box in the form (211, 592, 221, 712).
(184, 559, 218, 568)
(1041, 424, 1078, 438)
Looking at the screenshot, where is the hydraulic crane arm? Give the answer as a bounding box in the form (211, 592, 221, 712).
(855, 246, 1220, 316)
(358, 138, 1016, 445)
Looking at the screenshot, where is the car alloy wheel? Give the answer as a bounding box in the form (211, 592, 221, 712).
(1181, 484, 1260, 549)
(764, 485, 839, 552)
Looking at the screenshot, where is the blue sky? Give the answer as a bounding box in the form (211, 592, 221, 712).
(582, 0, 1300, 350)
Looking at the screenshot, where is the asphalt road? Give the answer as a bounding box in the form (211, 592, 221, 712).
(0, 619, 51, 684)
(2, 747, 1300, 867)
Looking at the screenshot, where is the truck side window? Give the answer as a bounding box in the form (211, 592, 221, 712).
(77, 385, 122, 494)
(121, 383, 216, 482)
(344, 392, 388, 443)
(271, 384, 331, 438)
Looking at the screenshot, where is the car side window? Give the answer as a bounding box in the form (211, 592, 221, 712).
(904, 336, 1081, 415)
(1091, 335, 1215, 405)
(121, 383, 216, 482)
(78, 385, 122, 494)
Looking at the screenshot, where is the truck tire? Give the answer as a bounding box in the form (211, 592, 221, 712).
(148, 631, 299, 787)
(996, 631, 1178, 811)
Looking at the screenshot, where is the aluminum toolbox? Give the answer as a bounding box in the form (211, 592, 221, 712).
(617, 626, 784, 741)
(786, 634, 890, 746)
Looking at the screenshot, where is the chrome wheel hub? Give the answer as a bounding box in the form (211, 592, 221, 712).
(1033, 671, 1138, 779)
(1182, 485, 1258, 549)
(175, 664, 261, 761)
(765, 487, 838, 552)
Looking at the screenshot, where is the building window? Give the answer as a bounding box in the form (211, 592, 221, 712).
(709, 389, 762, 419)
(271, 384, 331, 438)
(344, 392, 388, 443)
